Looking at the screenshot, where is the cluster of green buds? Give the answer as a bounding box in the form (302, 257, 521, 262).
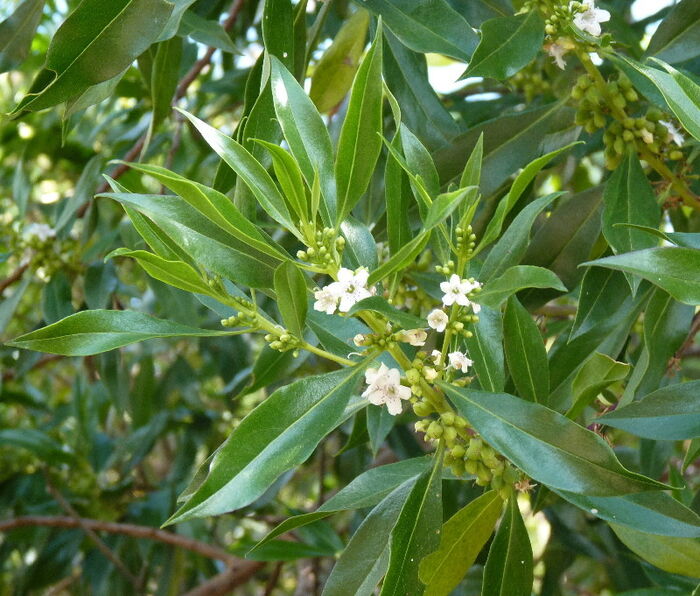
(352, 324, 400, 351)
(390, 283, 434, 314)
(220, 310, 257, 329)
(455, 225, 477, 260)
(14, 223, 80, 280)
(264, 326, 301, 355)
(572, 73, 638, 134)
(297, 227, 345, 268)
(510, 61, 552, 102)
(435, 260, 456, 276)
(406, 353, 442, 402)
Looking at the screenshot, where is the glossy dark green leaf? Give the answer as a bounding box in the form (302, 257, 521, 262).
(611, 524, 700, 578)
(253, 457, 432, 550)
(149, 36, 182, 131)
(166, 366, 367, 524)
(310, 9, 369, 112)
(41, 271, 72, 324)
(367, 232, 430, 285)
(419, 490, 503, 596)
(465, 12, 544, 80)
(176, 109, 297, 233)
(401, 123, 440, 201)
(385, 131, 413, 255)
(465, 305, 505, 392)
(274, 261, 308, 338)
(347, 296, 425, 329)
(270, 56, 337, 224)
(555, 489, 700, 538)
(179, 11, 236, 53)
(570, 267, 631, 341)
(55, 156, 102, 233)
(0, 0, 45, 73)
(503, 296, 549, 404)
(380, 451, 443, 596)
(84, 261, 118, 310)
(567, 353, 630, 419)
(156, 0, 196, 41)
(480, 193, 562, 282)
(7, 310, 236, 356)
(603, 150, 661, 292)
(336, 21, 383, 222)
(367, 404, 395, 455)
(482, 497, 533, 596)
(479, 266, 566, 309)
(359, 0, 478, 62)
(323, 479, 415, 596)
(600, 381, 700, 440)
(646, 0, 700, 64)
(103, 192, 280, 288)
(424, 186, 479, 230)
(262, 0, 294, 69)
(583, 247, 700, 305)
(13, 0, 173, 113)
(254, 139, 307, 222)
(441, 385, 671, 495)
(341, 216, 379, 271)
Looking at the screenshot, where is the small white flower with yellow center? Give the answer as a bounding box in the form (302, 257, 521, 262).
(313, 287, 338, 315)
(400, 329, 427, 346)
(427, 309, 449, 332)
(547, 41, 568, 70)
(571, 0, 610, 37)
(431, 349, 442, 364)
(423, 367, 438, 381)
(448, 351, 473, 374)
(660, 120, 684, 147)
(329, 267, 372, 313)
(440, 274, 481, 309)
(362, 363, 411, 415)
(23, 223, 56, 242)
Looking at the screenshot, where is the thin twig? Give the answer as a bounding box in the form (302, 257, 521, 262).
(181, 561, 265, 596)
(2, 353, 63, 382)
(44, 479, 140, 589)
(263, 562, 284, 596)
(0, 263, 28, 294)
(667, 310, 700, 373)
(0, 516, 237, 564)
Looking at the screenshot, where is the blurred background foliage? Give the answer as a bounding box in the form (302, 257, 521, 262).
(0, 0, 699, 593)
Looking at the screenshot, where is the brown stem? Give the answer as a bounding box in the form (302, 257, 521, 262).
(263, 562, 284, 596)
(2, 354, 63, 382)
(181, 561, 265, 596)
(0, 516, 237, 564)
(0, 263, 29, 294)
(667, 311, 700, 373)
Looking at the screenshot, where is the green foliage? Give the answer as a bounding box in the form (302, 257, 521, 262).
(2, 0, 700, 593)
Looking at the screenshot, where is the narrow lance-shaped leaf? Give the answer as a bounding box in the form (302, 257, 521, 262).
(13, 0, 174, 113)
(440, 385, 671, 496)
(599, 380, 700, 440)
(335, 20, 383, 222)
(166, 365, 368, 524)
(0, 0, 46, 73)
(347, 296, 425, 329)
(503, 296, 550, 404)
(419, 490, 503, 596)
(567, 352, 630, 420)
(465, 304, 505, 392)
(6, 310, 238, 356)
(478, 265, 566, 310)
(482, 497, 533, 596)
(380, 450, 444, 596)
(274, 261, 308, 339)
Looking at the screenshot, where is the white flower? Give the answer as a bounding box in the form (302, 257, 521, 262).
(471, 302, 481, 314)
(329, 267, 372, 313)
(313, 287, 338, 315)
(440, 274, 479, 307)
(660, 120, 684, 147)
(23, 223, 56, 242)
(353, 333, 368, 347)
(427, 309, 449, 332)
(641, 129, 654, 145)
(431, 350, 442, 364)
(423, 367, 438, 381)
(448, 351, 473, 374)
(362, 363, 412, 415)
(400, 329, 427, 346)
(571, 0, 610, 37)
(547, 42, 568, 70)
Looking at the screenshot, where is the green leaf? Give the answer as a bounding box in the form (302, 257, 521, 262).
(385, 131, 413, 255)
(176, 109, 297, 233)
(482, 497, 533, 596)
(611, 524, 700, 578)
(503, 296, 549, 404)
(253, 457, 432, 550)
(440, 385, 671, 496)
(7, 310, 236, 356)
(358, 0, 479, 62)
(555, 489, 700, 538)
(646, 0, 700, 64)
(179, 10, 237, 54)
(476, 142, 578, 255)
(480, 193, 562, 282)
(156, 0, 196, 41)
(42, 271, 73, 324)
(380, 451, 443, 596)
(465, 12, 544, 80)
(336, 21, 383, 222)
(368, 232, 430, 285)
(149, 36, 182, 132)
(262, 0, 295, 69)
(0, 0, 45, 73)
(418, 491, 503, 596)
(274, 261, 308, 338)
(102, 192, 280, 288)
(583, 247, 700, 305)
(0, 276, 30, 337)
(84, 261, 118, 310)
(310, 9, 369, 113)
(602, 150, 661, 292)
(13, 0, 173, 113)
(478, 265, 566, 310)
(341, 216, 379, 271)
(464, 305, 505, 392)
(0, 429, 73, 464)
(269, 55, 337, 224)
(55, 156, 103, 233)
(424, 186, 479, 230)
(459, 133, 483, 189)
(567, 353, 630, 419)
(347, 296, 425, 330)
(323, 479, 415, 596)
(108, 249, 215, 297)
(166, 366, 367, 524)
(599, 381, 700, 440)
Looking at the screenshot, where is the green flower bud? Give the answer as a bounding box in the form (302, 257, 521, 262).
(427, 421, 443, 438)
(413, 401, 432, 417)
(441, 412, 455, 426)
(465, 460, 478, 475)
(406, 369, 421, 385)
(466, 437, 482, 460)
(670, 150, 683, 160)
(443, 426, 457, 443)
(450, 460, 466, 477)
(451, 444, 466, 459)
